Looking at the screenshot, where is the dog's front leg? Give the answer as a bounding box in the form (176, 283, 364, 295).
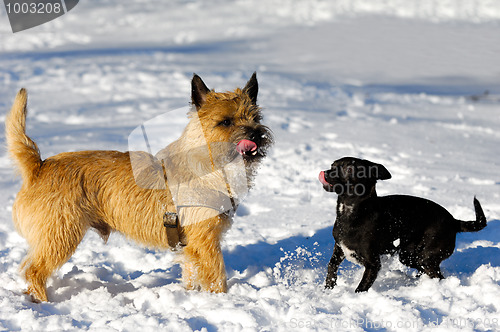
(355, 259, 381, 292)
(181, 212, 230, 293)
(325, 243, 345, 289)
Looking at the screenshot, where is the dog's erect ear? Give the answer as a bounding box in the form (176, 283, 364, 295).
(372, 163, 392, 180)
(192, 74, 210, 110)
(243, 72, 258, 105)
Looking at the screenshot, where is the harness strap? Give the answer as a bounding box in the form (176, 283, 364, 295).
(163, 212, 184, 249)
(163, 140, 239, 249)
(163, 189, 238, 249)
(175, 188, 238, 214)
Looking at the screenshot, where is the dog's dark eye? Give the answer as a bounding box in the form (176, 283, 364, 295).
(219, 119, 233, 127)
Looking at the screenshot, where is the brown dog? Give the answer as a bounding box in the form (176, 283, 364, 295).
(5, 73, 273, 302)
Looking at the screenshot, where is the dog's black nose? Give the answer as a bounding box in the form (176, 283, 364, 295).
(248, 128, 263, 145)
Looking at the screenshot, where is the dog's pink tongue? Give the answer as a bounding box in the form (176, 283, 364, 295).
(237, 139, 258, 155)
(319, 171, 329, 186)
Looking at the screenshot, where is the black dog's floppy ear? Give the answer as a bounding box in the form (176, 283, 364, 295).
(371, 163, 391, 180)
(192, 74, 210, 110)
(243, 72, 258, 105)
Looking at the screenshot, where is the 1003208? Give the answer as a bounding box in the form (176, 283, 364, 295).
(5, 1, 62, 14)
(444, 317, 499, 329)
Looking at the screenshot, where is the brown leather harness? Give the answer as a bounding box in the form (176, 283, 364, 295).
(162, 138, 240, 250)
(163, 188, 238, 249)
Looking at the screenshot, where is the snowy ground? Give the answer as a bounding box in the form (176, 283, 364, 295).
(1, 0, 500, 331)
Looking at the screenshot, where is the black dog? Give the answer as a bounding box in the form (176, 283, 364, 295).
(319, 157, 487, 292)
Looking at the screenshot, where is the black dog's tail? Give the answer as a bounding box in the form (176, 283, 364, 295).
(458, 197, 487, 233)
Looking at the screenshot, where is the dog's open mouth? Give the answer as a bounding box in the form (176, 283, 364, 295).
(237, 139, 259, 158)
(319, 171, 334, 190)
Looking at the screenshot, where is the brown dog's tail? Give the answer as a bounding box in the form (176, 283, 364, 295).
(458, 197, 487, 233)
(5, 89, 42, 185)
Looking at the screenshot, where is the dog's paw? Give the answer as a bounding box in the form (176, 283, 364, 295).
(324, 279, 336, 289)
(24, 289, 43, 303)
(354, 286, 369, 293)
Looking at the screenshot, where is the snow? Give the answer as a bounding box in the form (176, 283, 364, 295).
(1, 0, 500, 331)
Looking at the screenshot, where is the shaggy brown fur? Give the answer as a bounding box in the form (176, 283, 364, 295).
(5, 73, 272, 302)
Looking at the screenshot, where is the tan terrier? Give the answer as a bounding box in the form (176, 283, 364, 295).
(5, 73, 273, 302)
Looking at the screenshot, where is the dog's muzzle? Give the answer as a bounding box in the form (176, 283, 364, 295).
(319, 170, 335, 191)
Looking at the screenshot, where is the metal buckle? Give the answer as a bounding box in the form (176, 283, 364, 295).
(163, 212, 178, 228)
